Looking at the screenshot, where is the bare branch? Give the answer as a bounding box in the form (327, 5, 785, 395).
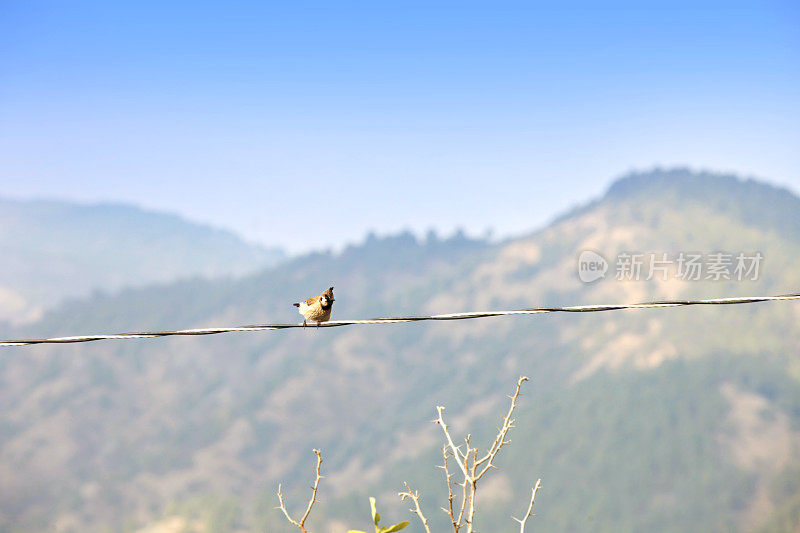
(433, 377, 532, 533)
(476, 376, 529, 480)
(275, 449, 324, 533)
(276, 484, 301, 530)
(465, 449, 478, 533)
(457, 476, 467, 529)
(436, 406, 469, 479)
(512, 479, 542, 533)
(440, 447, 460, 532)
(399, 482, 432, 533)
(404, 377, 537, 533)
(300, 450, 323, 525)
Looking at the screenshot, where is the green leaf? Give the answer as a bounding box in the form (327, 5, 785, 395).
(380, 521, 410, 533)
(370, 497, 379, 525)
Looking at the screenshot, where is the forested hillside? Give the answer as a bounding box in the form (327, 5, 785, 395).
(2, 169, 799, 532)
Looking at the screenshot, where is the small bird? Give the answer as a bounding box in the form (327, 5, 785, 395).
(293, 287, 335, 327)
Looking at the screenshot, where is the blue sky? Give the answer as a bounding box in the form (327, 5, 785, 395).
(2, 1, 798, 252)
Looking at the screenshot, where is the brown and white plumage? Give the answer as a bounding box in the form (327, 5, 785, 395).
(292, 287, 335, 326)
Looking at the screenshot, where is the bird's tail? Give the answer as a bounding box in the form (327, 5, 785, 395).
(292, 303, 300, 307)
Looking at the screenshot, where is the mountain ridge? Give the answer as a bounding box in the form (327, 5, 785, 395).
(0, 197, 285, 324)
(2, 169, 800, 532)
(553, 167, 800, 242)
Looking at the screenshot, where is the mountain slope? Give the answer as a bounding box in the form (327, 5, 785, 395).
(0, 198, 285, 323)
(1, 169, 800, 532)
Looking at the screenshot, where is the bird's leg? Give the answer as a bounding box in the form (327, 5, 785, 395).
(303, 319, 307, 327)
(316, 321, 320, 328)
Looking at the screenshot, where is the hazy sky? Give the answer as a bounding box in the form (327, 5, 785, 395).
(2, 1, 798, 253)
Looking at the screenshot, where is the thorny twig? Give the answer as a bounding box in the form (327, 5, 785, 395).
(399, 482, 432, 533)
(436, 406, 469, 477)
(512, 479, 542, 533)
(274, 379, 539, 533)
(475, 376, 529, 480)
(429, 376, 531, 533)
(439, 447, 461, 531)
(276, 449, 323, 533)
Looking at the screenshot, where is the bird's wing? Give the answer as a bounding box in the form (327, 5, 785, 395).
(304, 295, 318, 306)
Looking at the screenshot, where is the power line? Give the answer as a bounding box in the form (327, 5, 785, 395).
(2, 292, 799, 347)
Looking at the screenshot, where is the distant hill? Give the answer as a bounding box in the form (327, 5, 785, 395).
(0, 198, 285, 323)
(558, 167, 800, 240)
(2, 169, 800, 533)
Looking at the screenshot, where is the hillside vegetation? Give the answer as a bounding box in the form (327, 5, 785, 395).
(1, 169, 800, 532)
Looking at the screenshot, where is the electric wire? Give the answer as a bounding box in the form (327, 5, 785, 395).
(2, 292, 799, 347)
